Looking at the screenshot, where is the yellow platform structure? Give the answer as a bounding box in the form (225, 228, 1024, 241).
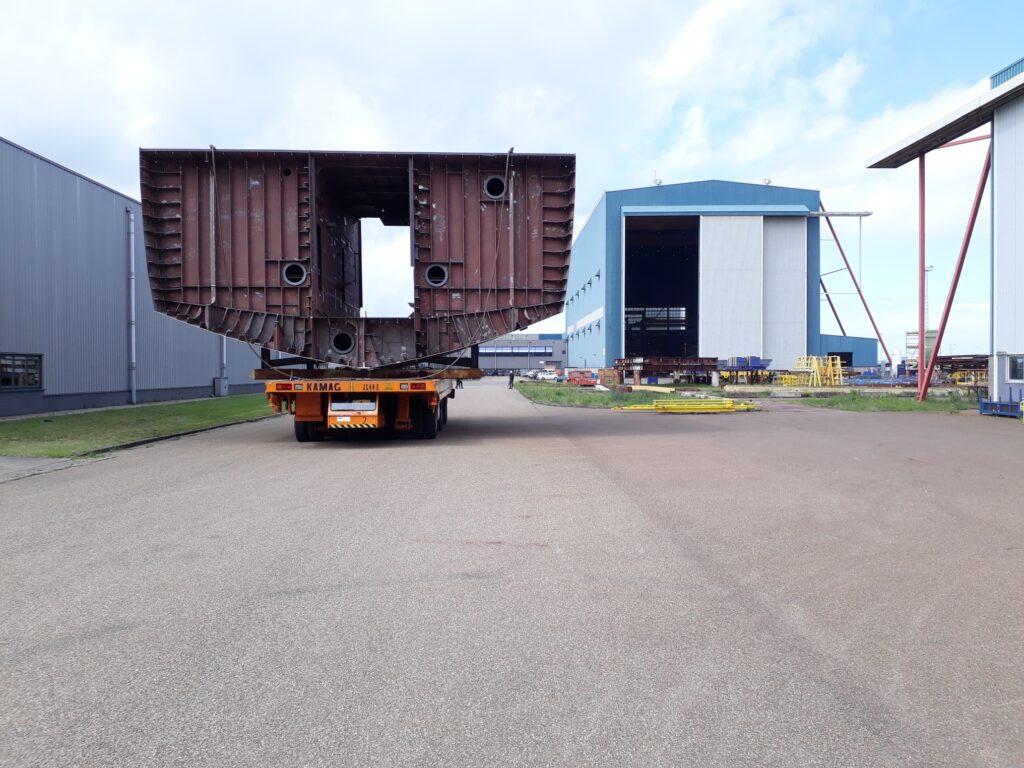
(789, 356, 845, 387)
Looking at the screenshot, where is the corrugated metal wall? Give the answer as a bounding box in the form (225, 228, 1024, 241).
(699, 216, 763, 358)
(992, 57, 1024, 89)
(0, 138, 260, 413)
(992, 98, 1024, 400)
(564, 195, 608, 367)
(1, 141, 128, 395)
(817, 334, 877, 366)
(762, 217, 807, 370)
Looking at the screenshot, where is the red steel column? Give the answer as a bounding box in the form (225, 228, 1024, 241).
(918, 155, 926, 398)
(918, 145, 991, 400)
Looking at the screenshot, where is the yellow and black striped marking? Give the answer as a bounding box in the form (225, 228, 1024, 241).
(329, 422, 377, 429)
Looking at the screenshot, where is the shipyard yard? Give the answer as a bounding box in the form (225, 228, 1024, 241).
(2, 379, 1022, 767)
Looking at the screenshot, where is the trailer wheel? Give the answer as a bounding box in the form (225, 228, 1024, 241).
(294, 420, 323, 443)
(418, 402, 439, 440)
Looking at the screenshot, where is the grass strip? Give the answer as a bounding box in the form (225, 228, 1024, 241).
(516, 382, 673, 408)
(799, 392, 976, 412)
(0, 394, 274, 458)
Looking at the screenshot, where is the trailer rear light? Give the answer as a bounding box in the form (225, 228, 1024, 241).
(277, 383, 293, 391)
(410, 383, 427, 390)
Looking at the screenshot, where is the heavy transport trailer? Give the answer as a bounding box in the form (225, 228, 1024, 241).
(259, 368, 483, 441)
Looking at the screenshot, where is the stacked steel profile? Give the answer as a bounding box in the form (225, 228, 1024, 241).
(139, 149, 575, 368)
(613, 398, 760, 414)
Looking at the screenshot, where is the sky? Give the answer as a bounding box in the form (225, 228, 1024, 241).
(2, 0, 1022, 362)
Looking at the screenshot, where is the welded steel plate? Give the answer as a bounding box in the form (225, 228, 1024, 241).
(140, 149, 575, 368)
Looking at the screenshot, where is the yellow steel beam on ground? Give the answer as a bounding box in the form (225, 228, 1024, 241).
(613, 398, 759, 414)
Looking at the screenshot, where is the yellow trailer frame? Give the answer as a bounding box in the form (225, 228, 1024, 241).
(265, 377, 457, 441)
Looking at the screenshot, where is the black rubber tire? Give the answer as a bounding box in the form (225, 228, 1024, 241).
(419, 402, 438, 440)
(379, 395, 397, 436)
(294, 420, 324, 442)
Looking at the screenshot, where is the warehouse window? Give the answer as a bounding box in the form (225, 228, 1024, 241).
(1009, 355, 1024, 381)
(482, 346, 554, 356)
(0, 354, 42, 390)
(626, 307, 687, 332)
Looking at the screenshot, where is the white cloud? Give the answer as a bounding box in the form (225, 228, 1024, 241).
(813, 52, 865, 110)
(249, 68, 388, 150)
(643, 0, 748, 87)
(0, 0, 1007, 352)
(658, 105, 710, 174)
(634, 4, 996, 354)
(360, 222, 415, 318)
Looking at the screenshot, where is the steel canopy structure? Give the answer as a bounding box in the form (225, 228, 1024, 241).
(867, 66, 1024, 401)
(867, 73, 1024, 168)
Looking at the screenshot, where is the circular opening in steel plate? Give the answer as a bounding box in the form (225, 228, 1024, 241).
(282, 262, 308, 286)
(484, 175, 506, 200)
(332, 331, 355, 355)
(424, 264, 449, 288)
(282, 168, 293, 177)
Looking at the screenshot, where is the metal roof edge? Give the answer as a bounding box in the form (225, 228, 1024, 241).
(1, 135, 141, 204)
(572, 192, 608, 243)
(867, 70, 1024, 169)
(620, 204, 811, 215)
(608, 179, 819, 195)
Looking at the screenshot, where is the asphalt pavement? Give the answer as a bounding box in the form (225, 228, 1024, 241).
(1, 379, 1022, 767)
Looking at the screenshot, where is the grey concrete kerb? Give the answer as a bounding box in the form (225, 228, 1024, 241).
(0, 456, 88, 484)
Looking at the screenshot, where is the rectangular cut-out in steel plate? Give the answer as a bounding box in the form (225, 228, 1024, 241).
(139, 149, 575, 368)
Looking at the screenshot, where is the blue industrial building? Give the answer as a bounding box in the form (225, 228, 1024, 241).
(564, 180, 877, 369)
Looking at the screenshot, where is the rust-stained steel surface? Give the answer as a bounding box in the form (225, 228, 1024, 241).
(139, 149, 575, 368)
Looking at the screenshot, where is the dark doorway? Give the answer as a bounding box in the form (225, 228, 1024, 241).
(624, 216, 699, 357)
(827, 351, 854, 367)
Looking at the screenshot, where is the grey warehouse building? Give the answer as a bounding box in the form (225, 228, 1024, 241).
(0, 137, 263, 417)
(477, 333, 567, 373)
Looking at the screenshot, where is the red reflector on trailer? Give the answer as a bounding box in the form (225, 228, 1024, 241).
(277, 383, 293, 391)
(410, 383, 427, 390)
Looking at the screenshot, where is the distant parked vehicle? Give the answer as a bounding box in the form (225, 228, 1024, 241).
(536, 370, 559, 381)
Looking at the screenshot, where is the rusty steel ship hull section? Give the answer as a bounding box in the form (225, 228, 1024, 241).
(139, 149, 575, 367)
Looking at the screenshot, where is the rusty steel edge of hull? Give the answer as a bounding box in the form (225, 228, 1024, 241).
(140, 148, 575, 369)
(140, 148, 577, 159)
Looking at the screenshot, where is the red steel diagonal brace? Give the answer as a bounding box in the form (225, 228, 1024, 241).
(820, 202, 893, 366)
(820, 277, 847, 335)
(918, 144, 991, 400)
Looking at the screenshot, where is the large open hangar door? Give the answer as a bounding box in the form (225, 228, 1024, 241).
(624, 216, 699, 357)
